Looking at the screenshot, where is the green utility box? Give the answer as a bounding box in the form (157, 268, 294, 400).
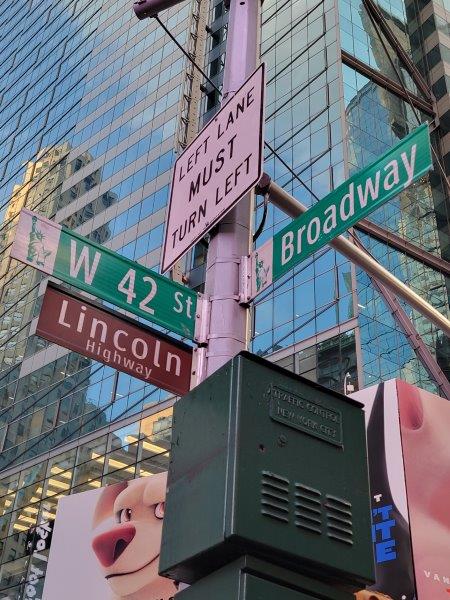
(160, 352, 374, 591)
(176, 556, 355, 600)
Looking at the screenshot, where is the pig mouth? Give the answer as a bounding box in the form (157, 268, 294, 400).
(105, 554, 159, 579)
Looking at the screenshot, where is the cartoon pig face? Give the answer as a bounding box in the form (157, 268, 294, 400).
(91, 472, 177, 600)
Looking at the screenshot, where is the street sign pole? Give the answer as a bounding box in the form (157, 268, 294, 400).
(201, 0, 260, 378)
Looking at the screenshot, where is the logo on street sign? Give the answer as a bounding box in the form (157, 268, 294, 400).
(162, 63, 266, 273)
(250, 124, 433, 299)
(11, 209, 198, 339)
(13, 209, 60, 273)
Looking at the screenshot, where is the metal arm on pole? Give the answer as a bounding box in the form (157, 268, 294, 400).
(256, 174, 450, 339)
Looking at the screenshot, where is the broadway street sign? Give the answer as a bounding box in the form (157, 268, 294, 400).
(250, 124, 432, 298)
(37, 285, 192, 396)
(161, 63, 265, 273)
(11, 209, 198, 339)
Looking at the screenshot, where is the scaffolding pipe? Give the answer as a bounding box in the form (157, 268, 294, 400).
(257, 175, 450, 338)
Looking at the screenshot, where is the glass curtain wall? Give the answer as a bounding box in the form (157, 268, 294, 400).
(340, 0, 450, 388)
(0, 0, 449, 596)
(200, 0, 449, 393)
(0, 0, 204, 594)
(252, 0, 357, 394)
(0, 0, 198, 470)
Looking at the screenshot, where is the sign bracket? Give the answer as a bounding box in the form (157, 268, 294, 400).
(209, 294, 240, 301)
(194, 293, 210, 346)
(190, 346, 207, 389)
(239, 255, 251, 306)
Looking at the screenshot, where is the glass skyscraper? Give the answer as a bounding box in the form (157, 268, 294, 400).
(0, 0, 448, 596)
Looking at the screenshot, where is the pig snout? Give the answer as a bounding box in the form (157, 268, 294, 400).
(92, 523, 136, 567)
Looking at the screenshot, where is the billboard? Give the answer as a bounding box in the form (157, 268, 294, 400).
(353, 379, 450, 600)
(43, 473, 178, 600)
(397, 379, 450, 598)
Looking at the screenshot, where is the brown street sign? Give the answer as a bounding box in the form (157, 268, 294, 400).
(36, 285, 193, 396)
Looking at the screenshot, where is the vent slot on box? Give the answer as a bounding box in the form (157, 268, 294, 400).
(295, 483, 322, 534)
(261, 471, 290, 523)
(325, 494, 353, 545)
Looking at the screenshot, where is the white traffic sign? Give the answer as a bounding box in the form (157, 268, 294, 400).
(162, 63, 265, 273)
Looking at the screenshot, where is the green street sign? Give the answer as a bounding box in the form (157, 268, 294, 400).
(251, 124, 432, 298)
(11, 209, 198, 339)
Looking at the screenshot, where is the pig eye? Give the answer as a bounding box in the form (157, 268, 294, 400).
(154, 502, 164, 520)
(116, 508, 132, 523)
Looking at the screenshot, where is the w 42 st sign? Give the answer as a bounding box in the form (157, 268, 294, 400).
(11, 209, 198, 339)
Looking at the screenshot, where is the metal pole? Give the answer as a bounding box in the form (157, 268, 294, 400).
(365, 274, 450, 398)
(258, 176, 450, 338)
(203, 0, 260, 377)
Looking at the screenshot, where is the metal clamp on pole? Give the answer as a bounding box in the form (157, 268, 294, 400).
(193, 293, 210, 346)
(190, 346, 207, 389)
(239, 255, 252, 306)
(209, 294, 241, 301)
(207, 256, 242, 266)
